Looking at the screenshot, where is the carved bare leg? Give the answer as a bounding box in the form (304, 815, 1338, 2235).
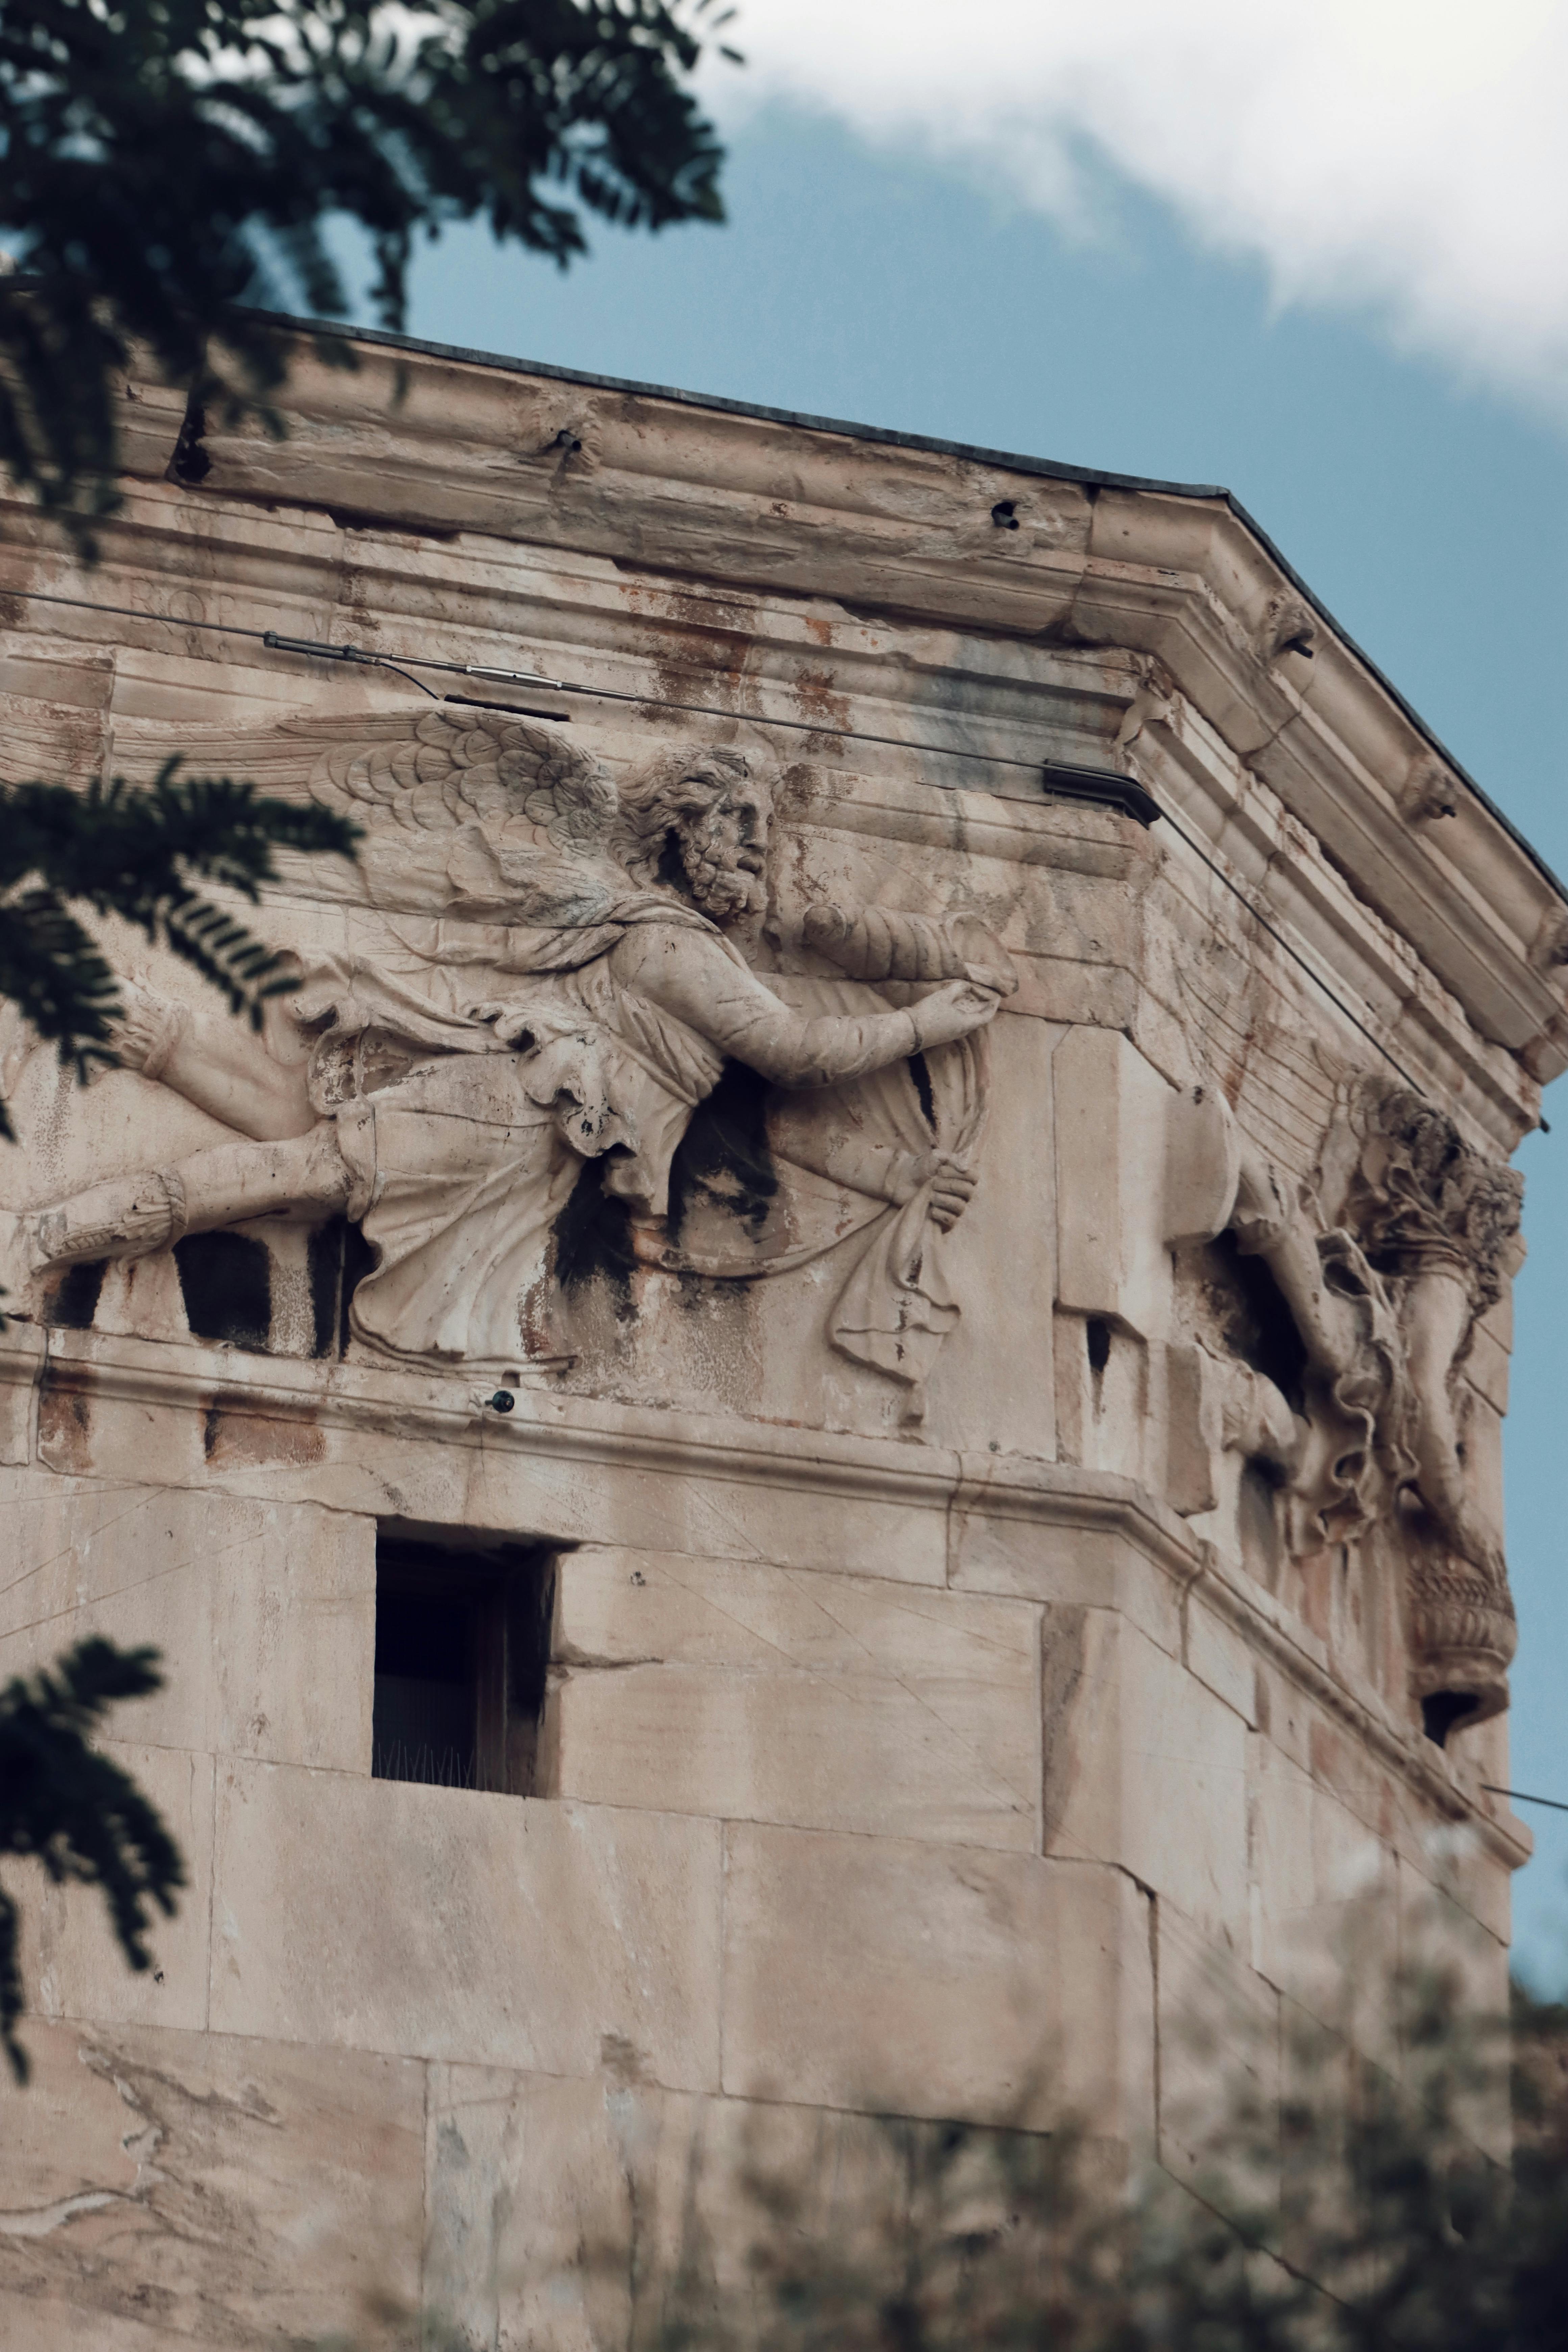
(1400, 1266, 1499, 1572)
(25, 1122, 353, 1275)
(113, 979, 315, 1141)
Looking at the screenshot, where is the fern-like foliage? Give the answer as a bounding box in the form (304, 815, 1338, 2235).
(0, 1638, 185, 2084)
(0, 0, 735, 542)
(0, 761, 360, 1137)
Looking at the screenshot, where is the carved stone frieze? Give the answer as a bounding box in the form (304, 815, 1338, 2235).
(0, 710, 1013, 1418)
(1194, 1079, 1523, 1734)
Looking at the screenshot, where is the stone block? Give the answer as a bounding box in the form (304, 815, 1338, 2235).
(210, 1760, 723, 2089)
(1246, 1732, 1402, 2067)
(1155, 1900, 1280, 2224)
(1184, 1595, 1259, 1726)
(1052, 1025, 1175, 1341)
(0, 2017, 423, 2349)
(424, 2067, 1097, 2352)
(0, 1471, 375, 1773)
(1041, 1608, 1250, 1945)
(1396, 1864, 1510, 2158)
(549, 1548, 1039, 1848)
(424, 2065, 704, 2351)
(23, 1739, 213, 2037)
(25, 1355, 953, 1587)
(720, 1821, 1155, 2137)
(923, 1013, 1060, 1458)
(0, 1319, 42, 1464)
(948, 1496, 1184, 1657)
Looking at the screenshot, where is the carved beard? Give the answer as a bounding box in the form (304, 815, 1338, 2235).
(677, 820, 760, 923)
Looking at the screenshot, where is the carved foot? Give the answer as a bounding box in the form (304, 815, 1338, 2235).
(30, 1170, 187, 1271)
(107, 978, 192, 1081)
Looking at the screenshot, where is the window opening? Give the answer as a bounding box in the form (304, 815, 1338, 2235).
(373, 1536, 555, 1794)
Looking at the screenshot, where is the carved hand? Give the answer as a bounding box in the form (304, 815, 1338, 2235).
(906, 1151, 979, 1231)
(909, 979, 1001, 1050)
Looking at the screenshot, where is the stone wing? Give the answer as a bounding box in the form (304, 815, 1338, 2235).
(309, 707, 618, 846)
(304, 708, 631, 920)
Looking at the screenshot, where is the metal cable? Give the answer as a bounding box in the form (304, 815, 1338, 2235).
(1483, 1784, 1568, 1815)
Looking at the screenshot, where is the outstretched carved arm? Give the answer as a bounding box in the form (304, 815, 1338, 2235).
(1231, 1149, 1363, 1381)
(613, 926, 999, 1088)
(1400, 1266, 1503, 1574)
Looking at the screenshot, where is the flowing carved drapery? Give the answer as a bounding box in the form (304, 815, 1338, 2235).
(1, 711, 1012, 1419)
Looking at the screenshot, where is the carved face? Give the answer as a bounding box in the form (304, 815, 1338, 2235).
(673, 778, 772, 923)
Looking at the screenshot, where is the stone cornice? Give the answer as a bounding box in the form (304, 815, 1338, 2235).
(77, 316, 1568, 1086)
(0, 1320, 1529, 1872)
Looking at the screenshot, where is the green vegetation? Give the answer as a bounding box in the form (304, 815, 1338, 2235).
(0, 1637, 185, 2082)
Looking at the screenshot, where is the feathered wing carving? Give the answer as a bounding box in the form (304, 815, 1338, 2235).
(306, 709, 632, 924)
(100, 705, 637, 929)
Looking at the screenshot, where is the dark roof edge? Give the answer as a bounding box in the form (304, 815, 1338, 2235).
(240, 304, 1567, 907)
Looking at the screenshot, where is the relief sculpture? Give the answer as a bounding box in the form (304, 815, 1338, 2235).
(2, 712, 1012, 1412)
(1212, 1079, 1523, 1733)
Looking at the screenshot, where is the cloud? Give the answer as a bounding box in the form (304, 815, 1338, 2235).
(705, 0, 1568, 416)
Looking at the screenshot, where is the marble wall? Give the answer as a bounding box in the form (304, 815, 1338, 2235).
(0, 326, 1557, 2347)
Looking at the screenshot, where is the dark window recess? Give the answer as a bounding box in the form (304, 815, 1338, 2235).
(1085, 1316, 1112, 1376)
(1422, 1690, 1480, 1750)
(1203, 1231, 1309, 1416)
(40, 1258, 106, 1330)
(306, 1216, 377, 1358)
(666, 1059, 778, 1242)
(174, 1230, 271, 1349)
(373, 1537, 556, 1795)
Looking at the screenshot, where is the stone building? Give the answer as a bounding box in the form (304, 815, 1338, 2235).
(0, 319, 1562, 2348)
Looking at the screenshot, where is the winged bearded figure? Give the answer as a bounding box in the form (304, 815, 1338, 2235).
(6, 712, 1006, 1382)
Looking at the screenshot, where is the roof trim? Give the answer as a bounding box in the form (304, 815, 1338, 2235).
(238, 304, 1567, 906)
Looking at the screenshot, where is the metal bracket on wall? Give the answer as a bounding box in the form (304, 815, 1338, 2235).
(1040, 760, 1162, 827)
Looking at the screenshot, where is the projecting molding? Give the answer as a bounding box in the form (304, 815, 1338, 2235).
(91, 309, 1568, 1086)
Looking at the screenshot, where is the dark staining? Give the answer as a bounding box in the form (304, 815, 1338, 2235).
(908, 1052, 937, 1135)
(1421, 1690, 1480, 1750)
(307, 1215, 375, 1358)
(1085, 1316, 1112, 1376)
(1239, 1457, 1285, 1588)
(654, 829, 688, 895)
(326, 506, 461, 541)
(174, 1231, 271, 1350)
(668, 1061, 779, 1243)
(41, 1258, 106, 1330)
(1204, 1231, 1309, 1415)
(167, 399, 211, 485)
(552, 1156, 638, 1313)
(308, 1218, 346, 1358)
(341, 1221, 376, 1353)
(509, 1556, 557, 1734)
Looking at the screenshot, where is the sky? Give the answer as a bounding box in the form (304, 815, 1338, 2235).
(346, 3, 1568, 1983)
